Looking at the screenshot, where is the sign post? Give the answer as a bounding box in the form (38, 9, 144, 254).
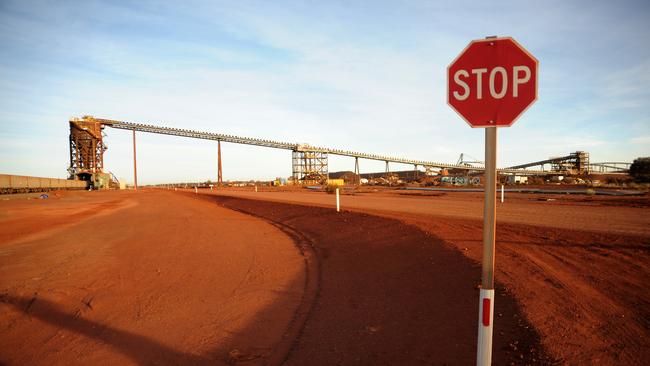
(447, 36, 538, 365)
(478, 126, 497, 364)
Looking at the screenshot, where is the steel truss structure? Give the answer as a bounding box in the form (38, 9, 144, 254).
(589, 162, 631, 174)
(90, 117, 495, 171)
(506, 151, 591, 175)
(292, 151, 328, 182)
(68, 118, 106, 180)
(72, 116, 628, 181)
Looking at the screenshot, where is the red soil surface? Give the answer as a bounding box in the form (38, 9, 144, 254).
(0, 190, 305, 365)
(205, 187, 650, 365)
(197, 193, 548, 365)
(1, 188, 649, 365)
(207, 188, 650, 236)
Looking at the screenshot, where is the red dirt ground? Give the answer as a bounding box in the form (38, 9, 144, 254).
(1, 188, 649, 365)
(196, 193, 549, 365)
(205, 187, 650, 365)
(0, 190, 305, 365)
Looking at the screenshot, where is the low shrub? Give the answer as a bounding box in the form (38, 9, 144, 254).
(325, 184, 340, 194)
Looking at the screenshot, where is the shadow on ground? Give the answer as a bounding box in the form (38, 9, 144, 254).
(200, 194, 552, 365)
(1, 193, 552, 365)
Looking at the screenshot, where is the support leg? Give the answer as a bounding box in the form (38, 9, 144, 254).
(354, 157, 360, 185)
(217, 140, 223, 186)
(132, 129, 138, 191)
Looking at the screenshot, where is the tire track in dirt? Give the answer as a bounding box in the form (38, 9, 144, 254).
(187, 192, 321, 365)
(197, 193, 552, 365)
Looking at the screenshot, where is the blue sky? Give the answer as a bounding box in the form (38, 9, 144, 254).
(1, 0, 649, 184)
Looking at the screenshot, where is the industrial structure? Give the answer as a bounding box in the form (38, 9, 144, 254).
(67, 116, 630, 188)
(67, 118, 120, 188)
(505, 151, 630, 175)
(68, 118, 104, 183)
(292, 150, 329, 183)
(507, 151, 591, 174)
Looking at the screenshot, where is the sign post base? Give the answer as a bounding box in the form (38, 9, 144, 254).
(477, 288, 495, 365)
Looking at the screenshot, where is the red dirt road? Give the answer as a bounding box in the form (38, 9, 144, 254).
(1, 189, 548, 365)
(2, 188, 649, 365)
(206, 187, 650, 365)
(0, 190, 305, 365)
(198, 194, 548, 365)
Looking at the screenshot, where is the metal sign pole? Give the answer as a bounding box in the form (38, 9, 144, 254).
(477, 126, 497, 365)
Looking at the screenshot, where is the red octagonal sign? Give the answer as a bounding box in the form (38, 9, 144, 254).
(447, 37, 538, 128)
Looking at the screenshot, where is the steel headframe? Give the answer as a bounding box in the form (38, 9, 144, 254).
(68, 116, 107, 180)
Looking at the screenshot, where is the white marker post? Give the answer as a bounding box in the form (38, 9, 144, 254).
(195, 186, 198, 194)
(255, 185, 258, 192)
(501, 184, 504, 203)
(336, 188, 340, 212)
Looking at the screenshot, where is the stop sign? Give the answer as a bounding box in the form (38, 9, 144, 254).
(447, 37, 538, 128)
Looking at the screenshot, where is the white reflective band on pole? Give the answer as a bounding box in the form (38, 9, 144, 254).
(336, 188, 340, 212)
(477, 288, 495, 366)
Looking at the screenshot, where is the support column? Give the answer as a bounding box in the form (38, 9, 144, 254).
(354, 157, 360, 185)
(414, 164, 419, 180)
(132, 129, 138, 191)
(68, 135, 74, 177)
(217, 140, 223, 186)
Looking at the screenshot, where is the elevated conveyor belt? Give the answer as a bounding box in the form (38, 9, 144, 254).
(85, 116, 556, 175)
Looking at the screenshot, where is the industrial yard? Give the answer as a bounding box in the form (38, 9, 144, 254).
(1, 187, 649, 365)
(0, 116, 648, 365)
(2, 2, 650, 366)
